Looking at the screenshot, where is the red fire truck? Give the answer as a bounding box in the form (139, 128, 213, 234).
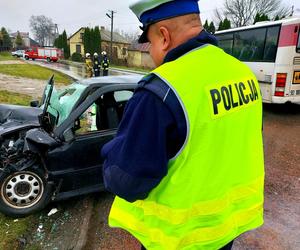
(24, 47, 63, 62)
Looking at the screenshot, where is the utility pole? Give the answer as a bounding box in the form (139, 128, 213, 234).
(106, 10, 116, 61)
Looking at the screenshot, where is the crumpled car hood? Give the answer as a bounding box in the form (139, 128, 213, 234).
(0, 104, 42, 136)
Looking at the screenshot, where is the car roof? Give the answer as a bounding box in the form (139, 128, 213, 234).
(77, 75, 144, 88)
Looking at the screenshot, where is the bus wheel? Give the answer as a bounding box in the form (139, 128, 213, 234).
(32, 58, 35, 61)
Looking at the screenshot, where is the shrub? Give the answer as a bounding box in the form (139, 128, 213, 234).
(71, 52, 83, 62)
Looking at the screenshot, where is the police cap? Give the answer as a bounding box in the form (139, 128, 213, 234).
(130, 0, 200, 43)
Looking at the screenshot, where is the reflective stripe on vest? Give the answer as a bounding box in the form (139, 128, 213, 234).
(109, 45, 264, 250)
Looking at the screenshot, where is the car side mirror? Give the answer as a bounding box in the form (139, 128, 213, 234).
(63, 127, 75, 142)
(30, 100, 40, 107)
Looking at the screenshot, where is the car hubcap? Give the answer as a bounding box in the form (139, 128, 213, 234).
(1, 172, 44, 209)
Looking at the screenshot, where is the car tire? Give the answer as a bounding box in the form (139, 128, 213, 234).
(0, 169, 53, 218)
(47, 57, 51, 62)
(25, 56, 29, 60)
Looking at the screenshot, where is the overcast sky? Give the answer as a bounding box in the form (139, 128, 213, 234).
(0, 0, 299, 38)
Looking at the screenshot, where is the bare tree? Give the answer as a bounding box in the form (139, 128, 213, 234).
(29, 15, 55, 46)
(114, 29, 140, 43)
(215, 0, 291, 27)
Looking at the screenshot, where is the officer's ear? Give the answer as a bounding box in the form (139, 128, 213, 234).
(159, 26, 171, 52)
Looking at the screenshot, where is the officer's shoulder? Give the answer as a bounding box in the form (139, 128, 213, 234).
(136, 73, 171, 102)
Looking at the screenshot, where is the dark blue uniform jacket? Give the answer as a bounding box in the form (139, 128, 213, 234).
(101, 30, 218, 202)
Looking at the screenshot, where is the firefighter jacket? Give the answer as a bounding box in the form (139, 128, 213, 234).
(102, 56, 110, 70)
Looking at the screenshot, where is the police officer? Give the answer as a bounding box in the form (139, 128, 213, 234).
(101, 51, 110, 76)
(93, 52, 101, 77)
(102, 1, 264, 249)
(85, 53, 93, 78)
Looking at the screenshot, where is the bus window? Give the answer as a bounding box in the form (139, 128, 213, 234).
(297, 27, 300, 53)
(263, 26, 280, 62)
(217, 33, 234, 55)
(233, 28, 267, 62)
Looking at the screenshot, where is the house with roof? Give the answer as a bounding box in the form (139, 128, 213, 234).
(127, 41, 155, 69)
(10, 31, 39, 49)
(68, 26, 130, 63)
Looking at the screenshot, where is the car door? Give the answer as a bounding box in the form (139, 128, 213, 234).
(45, 85, 135, 197)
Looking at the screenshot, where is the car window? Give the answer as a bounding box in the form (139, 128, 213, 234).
(75, 104, 98, 135)
(114, 90, 133, 102)
(74, 90, 133, 136)
(297, 27, 300, 53)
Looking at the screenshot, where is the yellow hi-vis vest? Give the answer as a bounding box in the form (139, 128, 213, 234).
(108, 44, 265, 250)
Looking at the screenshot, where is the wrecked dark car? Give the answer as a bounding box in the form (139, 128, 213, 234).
(0, 75, 140, 217)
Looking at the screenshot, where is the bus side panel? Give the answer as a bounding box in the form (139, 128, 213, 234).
(276, 47, 300, 103)
(278, 24, 299, 47)
(244, 61, 275, 103)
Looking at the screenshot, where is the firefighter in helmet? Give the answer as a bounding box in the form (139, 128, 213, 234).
(101, 51, 110, 76)
(93, 52, 101, 77)
(85, 53, 93, 78)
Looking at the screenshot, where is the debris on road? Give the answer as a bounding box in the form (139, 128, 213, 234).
(48, 208, 59, 217)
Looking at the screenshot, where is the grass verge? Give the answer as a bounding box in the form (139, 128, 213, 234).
(0, 90, 33, 105)
(111, 64, 151, 73)
(0, 64, 73, 85)
(0, 215, 38, 249)
(0, 51, 18, 61)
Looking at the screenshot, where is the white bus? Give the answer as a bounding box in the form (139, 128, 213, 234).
(215, 17, 300, 104)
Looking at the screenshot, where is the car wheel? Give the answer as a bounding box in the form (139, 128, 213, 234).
(47, 57, 51, 62)
(0, 170, 52, 217)
(25, 56, 29, 60)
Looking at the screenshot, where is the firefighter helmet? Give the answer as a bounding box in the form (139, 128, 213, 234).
(101, 51, 107, 56)
(86, 53, 91, 58)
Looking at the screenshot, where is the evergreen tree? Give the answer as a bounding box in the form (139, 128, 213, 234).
(84, 27, 92, 55)
(83, 27, 101, 56)
(222, 18, 231, 30)
(254, 13, 270, 24)
(90, 28, 96, 54)
(218, 20, 224, 31)
(1, 27, 12, 50)
(0, 31, 3, 48)
(54, 35, 62, 49)
(62, 30, 70, 59)
(274, 15, 280, 20)
(15, 31, 24, 49)
(54, 30, 70, 59)
(203, 20, 209, 31)
(208, 21, 216, 34)
(261, 14, 270, 21)
(94, 26, 101, 55)
(254, 13, 261, 24)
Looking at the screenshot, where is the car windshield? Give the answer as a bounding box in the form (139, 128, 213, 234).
(42, 82, 87, 126)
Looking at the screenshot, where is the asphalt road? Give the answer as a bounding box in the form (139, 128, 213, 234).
(24, 59, 144, 80)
